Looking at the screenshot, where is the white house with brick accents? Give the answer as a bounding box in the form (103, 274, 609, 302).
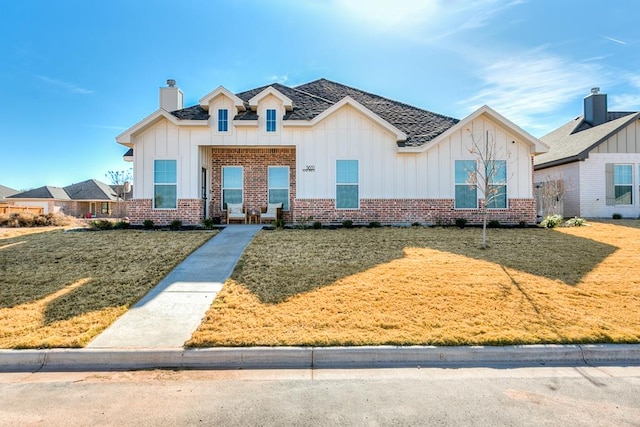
(534, 88, 640, 218)
(117, 78, 547, 226)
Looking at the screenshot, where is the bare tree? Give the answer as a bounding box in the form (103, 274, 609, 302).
(464, 130, 509, 249)
(105, 169, 132, 218)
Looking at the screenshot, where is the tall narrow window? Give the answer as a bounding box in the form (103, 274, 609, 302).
(336, 160, 359, 209)
(266, 109, 276, 132)
(218, 109, 228, 132)
(486, 160, 507, 209)
(455, 160, 477, 208)
(222, 166, 243, 209)
(614, 164, 633, 204)
(268, 166, 289, 210)
(154, 160, 177, 209)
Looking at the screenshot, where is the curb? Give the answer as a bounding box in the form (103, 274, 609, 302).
(1, 344, 640, 372)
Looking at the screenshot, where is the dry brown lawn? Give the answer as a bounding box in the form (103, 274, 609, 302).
(0, 229, 215, 348)
(188, 221, 640, 347)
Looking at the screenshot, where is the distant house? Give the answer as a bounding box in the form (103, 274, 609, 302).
(534, 88, 640, 218)
(117, 78, 547, 225)
(0, 185, 18, 200)
(7, 179, 128, 218)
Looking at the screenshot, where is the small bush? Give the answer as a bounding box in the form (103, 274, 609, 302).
(518, 221, 527, 228)
(342, 219, 354, 228)
(113, 221, 130, 229)
(455, 218, 467, 228)
(202, 218, 215, 229)
(272, 218, 285, 229)
(612, 213, 622, 220)
(312, 221, 322, 229)
(566, 217, 587, 227)
(540, 214, 563, 229)
(411, 222, 422, 227)
(143, 219, 154, 229)
(90, 220, 113, 230)
(488, 220, 500, 228)
(369, 221, 382, 228)
(169, 219, 183, 230)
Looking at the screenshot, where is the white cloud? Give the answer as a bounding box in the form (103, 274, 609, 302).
(268, 74, 289, 84)
(38, 75, 94, 95)
(609, 94, 640, 111)
(600, 35, 627, 45)
(460, 48, 604, 133)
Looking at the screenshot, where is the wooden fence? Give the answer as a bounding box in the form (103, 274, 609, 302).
(0, 204, 45, 215)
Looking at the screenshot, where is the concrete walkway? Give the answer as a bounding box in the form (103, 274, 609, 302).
(88, 225, 263, 348)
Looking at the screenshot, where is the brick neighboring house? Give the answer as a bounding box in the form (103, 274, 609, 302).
(534, 88, 640, 218)
(7, 179, 129, 218)
(117, 78, 547, 225)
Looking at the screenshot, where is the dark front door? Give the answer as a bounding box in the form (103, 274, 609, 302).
(202, 167, 207, 218)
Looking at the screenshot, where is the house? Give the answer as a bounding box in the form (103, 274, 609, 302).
(534, 88, 640, 218)
(117, 78, 547, 225)
(0, 185, 18, 200)
(7, 179, 127, 218)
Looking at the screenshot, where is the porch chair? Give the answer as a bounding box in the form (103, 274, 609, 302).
(226, 203, 246, 224)
(260, 203, 282, 224)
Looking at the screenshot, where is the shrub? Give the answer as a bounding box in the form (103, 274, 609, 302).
(411, 222, 422, 227)
(539, 214, 563, 229)
(518, 221, 527, 228)
(143, 219, 154, 229)
(566, 217, 587, 227)
(90, 220, 113, 230)
(169, 219, 183, 230)
(369, 221, 382, 228)
(202, 218, 215, 229)
(612, 213, 622, 220)
(488, 220, 500, 228)
(342, 219, 353, 228)
(272, 218, 285, 229)
(312, 221, 322, 229)
(113, 221, 130, 229)
(455, 218, 467, 228)
(0, 212, 74, 228)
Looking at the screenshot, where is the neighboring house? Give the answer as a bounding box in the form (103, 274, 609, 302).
(534, 88, 640, 218)
(0, 185, 18, 200)
(7, 179, 127, 218)
(117, 78, 547, 225)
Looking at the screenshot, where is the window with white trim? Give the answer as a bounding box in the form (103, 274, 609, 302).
(222, 166, 243, 209)
(154, 160, 177, 209)
(455, 160, 477, 209)
(268, 166, 289, 210)
(218, 109, 228, 132)
(266, 109, 276, 132)
(336, 160, 358, 209)
(614, 164, 633, 205)
(486, 160, 507, 209)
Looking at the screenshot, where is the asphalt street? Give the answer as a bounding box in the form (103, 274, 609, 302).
(1, 366, 639, 426)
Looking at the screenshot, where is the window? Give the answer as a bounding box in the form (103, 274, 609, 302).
(606, 164, 633, 205)
(266, 109, 276, 132)
(268, 166, 289, 210)
(101, 202, 109, 214)
(154, 160, 177, 209)
(614, 164, 633, 204)
(486, 160, 507, 209)
(222, 166, 243, 209)
(336, 160, 358, 209)
(455, 160, 477, 208)
(218, 109, 228, 132)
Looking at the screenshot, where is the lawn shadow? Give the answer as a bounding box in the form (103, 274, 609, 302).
(234, 228, 618, 304)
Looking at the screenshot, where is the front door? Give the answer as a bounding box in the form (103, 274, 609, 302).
(201, 167, 207, 218)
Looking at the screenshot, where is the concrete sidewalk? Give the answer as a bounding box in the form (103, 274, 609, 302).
(87, 225, 263, 348)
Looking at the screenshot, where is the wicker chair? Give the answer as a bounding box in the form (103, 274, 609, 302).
(226, 203, 246, 224)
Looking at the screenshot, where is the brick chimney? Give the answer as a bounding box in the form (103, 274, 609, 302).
(159, 79, 183, 112)
(584, 87, 607, 127)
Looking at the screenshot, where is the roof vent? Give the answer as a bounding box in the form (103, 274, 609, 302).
(167, 79, 177, 87)
(591, 87, 600, 94)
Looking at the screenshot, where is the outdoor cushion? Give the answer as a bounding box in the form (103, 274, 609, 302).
(227, 203, 243, 215)
(266, 203, 282, 214)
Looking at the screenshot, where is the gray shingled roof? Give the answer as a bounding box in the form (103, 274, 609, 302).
(0, 184, 18, 199)
(8, 179, 118, 201)
(535, 112, 640, 169)
(169, 78, 459, 147)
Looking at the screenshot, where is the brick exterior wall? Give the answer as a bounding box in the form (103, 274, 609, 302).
(294, 198, 536, 225)
(61, 201, 129, 219)
(210, 147, 296, 222)
(129, 198, 203, 225)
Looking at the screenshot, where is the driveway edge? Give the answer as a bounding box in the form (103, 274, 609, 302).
(1, 345, 639, 372)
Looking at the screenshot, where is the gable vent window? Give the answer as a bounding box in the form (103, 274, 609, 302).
(218, 109, 228, 132)
(266, 109, 277, 132)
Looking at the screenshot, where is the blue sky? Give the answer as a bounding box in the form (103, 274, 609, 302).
(1, 0, 639, 191)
